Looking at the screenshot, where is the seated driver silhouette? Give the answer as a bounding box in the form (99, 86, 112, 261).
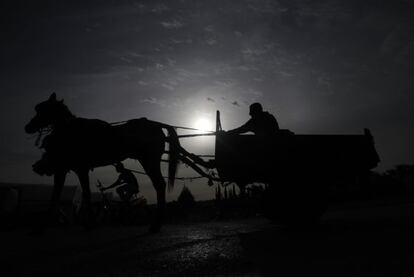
(103, 162, 139, 203)
(226, 103, 280, 135)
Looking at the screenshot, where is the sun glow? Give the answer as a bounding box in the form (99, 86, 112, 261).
(194, 118, 213, 132)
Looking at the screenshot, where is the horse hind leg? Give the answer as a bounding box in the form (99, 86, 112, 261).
(141, 158, 166, 233)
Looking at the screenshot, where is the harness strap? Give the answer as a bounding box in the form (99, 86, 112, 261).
(126, 167, 208, 181)
(109, 120, 215, 133)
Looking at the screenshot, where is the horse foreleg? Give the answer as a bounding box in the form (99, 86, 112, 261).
(46, 170, 68, 226)
(76, 170, 95, 228)
(50, 171, 67, 212)
(30, 171, 67, 234)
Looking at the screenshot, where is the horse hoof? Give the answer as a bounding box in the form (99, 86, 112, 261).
(28, 227, 45, 236)
(82, 219, 98, 231)
(149, 224, 161, 234)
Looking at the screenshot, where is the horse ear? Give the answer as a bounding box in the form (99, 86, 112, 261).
(49, 92, 57, 102)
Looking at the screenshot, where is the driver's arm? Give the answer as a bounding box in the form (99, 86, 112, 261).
(226, 119, 252, 135)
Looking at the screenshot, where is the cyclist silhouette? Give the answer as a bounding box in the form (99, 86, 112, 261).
(103, 162, 139, 203)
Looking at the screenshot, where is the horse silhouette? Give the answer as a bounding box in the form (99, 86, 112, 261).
(25, 93, 180, 232)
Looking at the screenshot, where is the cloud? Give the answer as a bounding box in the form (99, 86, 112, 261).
(206, 39, 218, 46)
(204, 25, 215, 33)
(317, 73, 332, 93)
(246, 88, 263, 97)
(141, 97, 166, 107)
(278, 71, 295, 77)
(213, 80, 235, 88)
(151, 3, 169, 14)
(161, 84, 175, 91)
(241, 47, 267, 56)
(160, 19, 184, 29)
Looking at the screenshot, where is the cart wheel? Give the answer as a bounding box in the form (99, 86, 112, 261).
(262, 179, 328, 227)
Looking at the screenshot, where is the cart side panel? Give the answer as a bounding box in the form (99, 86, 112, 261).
(215, 133, 379, 183)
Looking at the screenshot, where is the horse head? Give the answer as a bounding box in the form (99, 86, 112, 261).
(25, 92, 73, 134)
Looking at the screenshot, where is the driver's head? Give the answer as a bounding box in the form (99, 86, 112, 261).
(249, 103, 263, 118)
(114, 162, 124, 172)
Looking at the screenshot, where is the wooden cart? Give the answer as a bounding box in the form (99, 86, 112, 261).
(212, 111, 380, 224)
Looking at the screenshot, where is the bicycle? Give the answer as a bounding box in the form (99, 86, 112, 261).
(94, 180, 149, 226)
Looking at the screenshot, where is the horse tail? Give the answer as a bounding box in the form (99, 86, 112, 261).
(164, 125, 180, 191)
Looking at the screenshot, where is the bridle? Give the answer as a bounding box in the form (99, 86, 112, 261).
(34, 126, 53, 148)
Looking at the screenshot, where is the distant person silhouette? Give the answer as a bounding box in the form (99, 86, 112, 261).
(226, 103, 280, 136)
(103, 162, 139, 203)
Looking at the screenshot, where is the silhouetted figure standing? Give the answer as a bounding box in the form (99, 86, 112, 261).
(103, 162, 139, 203)
(226, 103, 279, 136)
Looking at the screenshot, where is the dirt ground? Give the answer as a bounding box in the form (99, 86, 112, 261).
(2, 200, 414, 277)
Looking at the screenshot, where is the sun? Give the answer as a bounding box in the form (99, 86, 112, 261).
(194, 117, 213, 132)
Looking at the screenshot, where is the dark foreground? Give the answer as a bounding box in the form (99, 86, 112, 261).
(3, 200, 414, 277)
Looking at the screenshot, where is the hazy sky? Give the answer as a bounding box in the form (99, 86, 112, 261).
(1, 0, 413, 202)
